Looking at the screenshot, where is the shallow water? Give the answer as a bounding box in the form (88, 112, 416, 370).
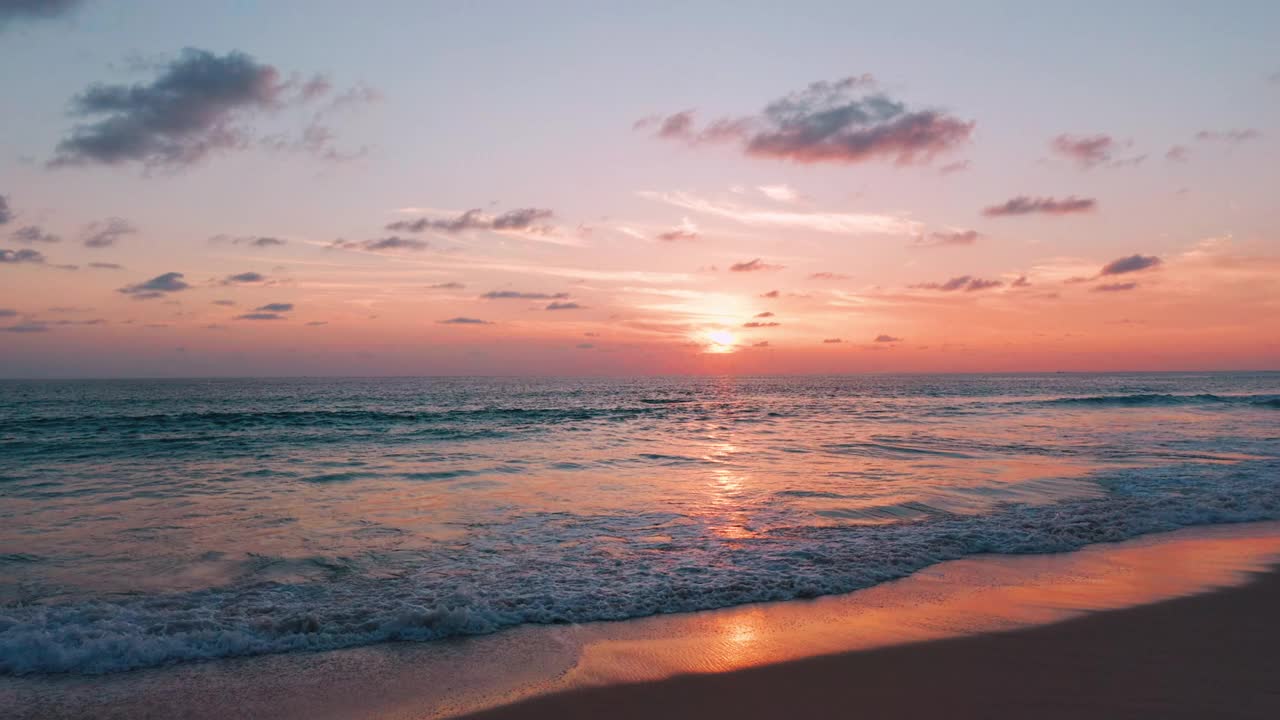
(2, 373, 1278, 674)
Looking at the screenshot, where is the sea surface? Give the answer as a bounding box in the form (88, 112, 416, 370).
(1, 373, 1278, 675)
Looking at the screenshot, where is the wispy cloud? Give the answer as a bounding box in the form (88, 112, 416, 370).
(1194, 129, 1261, 143)
(1049, 134, 1144, 169)
(82, 218, 137, 248)
(874, 334, 902, 342)
(438, 317, 492, 325)
(982, 196, 1096, 217)
(223, 271, 267, 284)
(757, 184, 799, 202)
(1093, 282, 1138, 292)
(210, 234, 287, 247)
(12, 226, 61, 244)
(481, 290, 569, 300)
(729, 258, 784, 272)
(656, 218, 699, 242)
(914, 229, 980, 247)
(388, 208, 554, 235)
(640, 190, 921, 235)
(911, 275, 1003, 292)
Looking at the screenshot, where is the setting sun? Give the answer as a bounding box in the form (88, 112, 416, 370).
(706, 330, 737, 352)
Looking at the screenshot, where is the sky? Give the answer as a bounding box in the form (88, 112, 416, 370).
(1, 0, 1278, 377)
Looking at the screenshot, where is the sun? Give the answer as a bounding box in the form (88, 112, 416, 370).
(705, 330, 736, 353)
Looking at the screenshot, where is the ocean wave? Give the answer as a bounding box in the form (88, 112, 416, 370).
(3, 459, 1277, 676)
(1033, 393, 1280, 409)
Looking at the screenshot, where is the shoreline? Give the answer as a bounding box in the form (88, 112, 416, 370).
(7, 521, 1280, 719)
(466, 564, 1280, 720)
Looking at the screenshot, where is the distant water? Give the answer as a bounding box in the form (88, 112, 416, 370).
(2, 373, 1278, 675)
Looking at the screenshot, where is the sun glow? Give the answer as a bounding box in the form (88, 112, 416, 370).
(705, 330, 737, 353)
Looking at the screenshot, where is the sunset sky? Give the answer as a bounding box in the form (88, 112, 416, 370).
(2, 1, 1278, 377)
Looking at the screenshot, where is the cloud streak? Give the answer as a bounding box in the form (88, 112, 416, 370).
(911, 275, 1004, 292)
(982, 196, 1096, 217)
(1099, 254, 1161, 275)
(387, 208, 554, 235)
(640, 191, 920, 236)
(729, 258, 783, 272)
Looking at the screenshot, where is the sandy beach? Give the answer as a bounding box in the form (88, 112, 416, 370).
(466, 564, 1280, 720)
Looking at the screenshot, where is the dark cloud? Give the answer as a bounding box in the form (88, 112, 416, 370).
(305, 320, 328, 326)
(0, 195, 11, 224)
(545, 301, 585, 310)
(912, 275, 1004, 292)
(752, 341, 770, 347)
(1165, 145, 1190, 162)
(439, 317, 492, 325)
(938, 160, 970, 175)
(89, 261, 123, 269)
(482, 290, 569, 300)
(1093, 282, 1138, 292)
(729, 258, 783, 272)
(212, 299, 236, 306)
(118, 271, 189, 299)
(644, 75, 973, 166)
(82, 218, 137, 248)
(915, 229, 980, 247)
(0, 309, 15, 317)
(51, 48, 330, 168)
(982, 196, 1096, 217)
(1194, 129, 1261, 143)
(2, 321, 50, 333)
(427, 282, 465, 290)
(236, 312, 284, 320)
(255, 302, 293, 312)
(874, 334, 902, 343)
(224, 271, 266, 283)
(0, 247, 46, 264)
(1100, 254, 1161, 275)
(0, 0, 83, 28)
(743, 321, 780, 328)
(760, 290, 780, 298)
(754, 311, 775, 318)
(576, 343, 594, 349)
(1012, 275, 1031, 287)
(822, 338, 843, 344)
(331, 236, 429, 252)
(387, 208, 554, 234)
(809, 272, 852, 280)
(11, 225, 60, 244)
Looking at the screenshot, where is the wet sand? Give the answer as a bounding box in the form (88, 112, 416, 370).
(466, 566, 1280, 720)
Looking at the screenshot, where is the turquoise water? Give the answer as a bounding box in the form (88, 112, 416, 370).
(1, 373, 1278, 674)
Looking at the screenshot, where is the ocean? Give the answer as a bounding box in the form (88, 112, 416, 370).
(1, 373, 1278, 675)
